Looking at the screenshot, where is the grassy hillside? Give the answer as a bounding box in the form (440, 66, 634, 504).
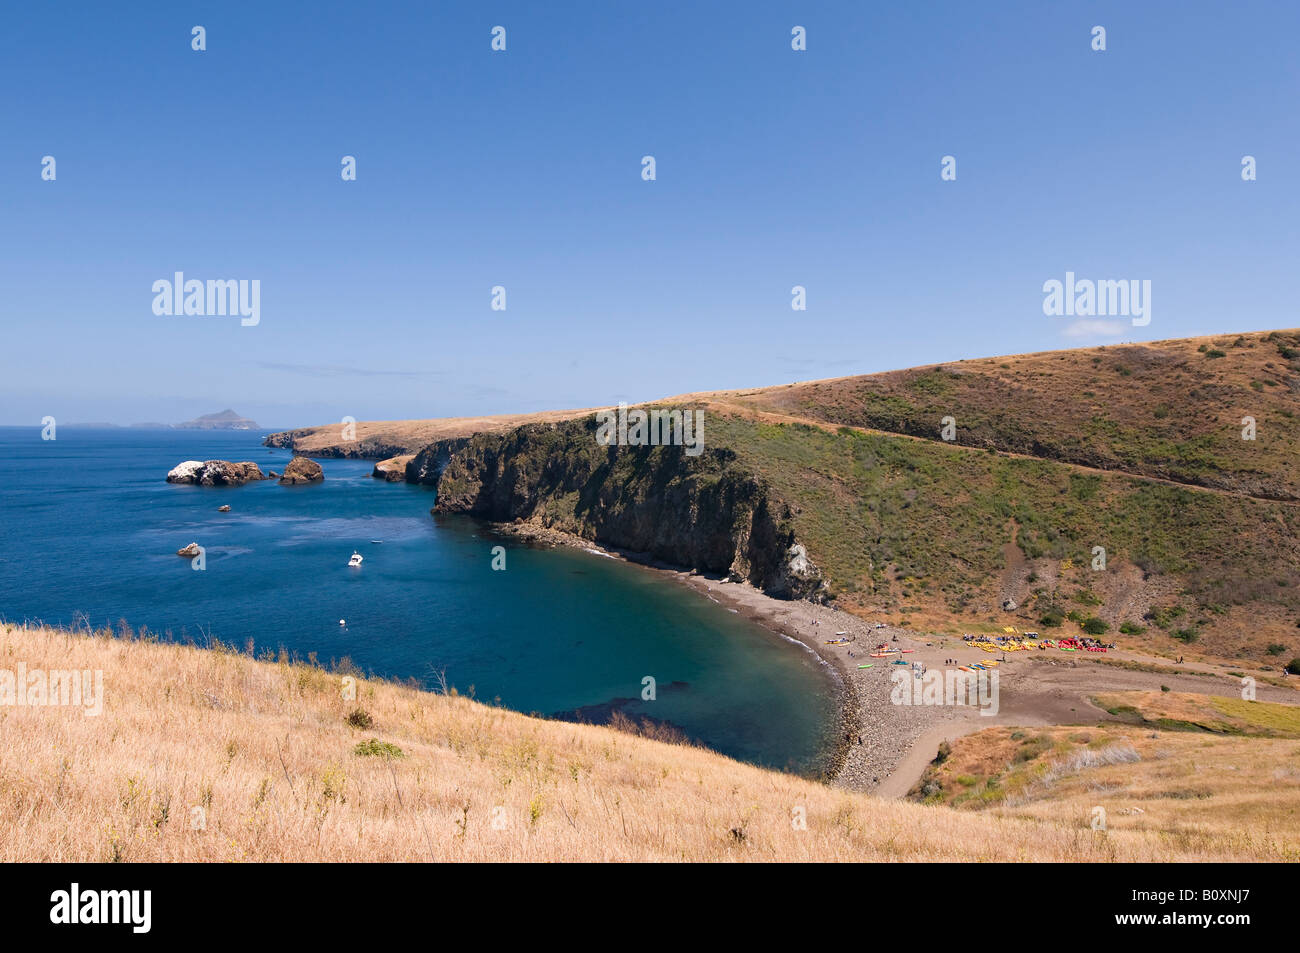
(726, 329, 1300, 500)
(263, 407, 594, 457)
(911, 713, 1300, 859)
(4, 622, 1292, 862)
(702, 412, 1300, 665)
(1093, 690, 1300, 737)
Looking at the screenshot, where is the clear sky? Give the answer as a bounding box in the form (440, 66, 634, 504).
(1, 1, 1296, 427)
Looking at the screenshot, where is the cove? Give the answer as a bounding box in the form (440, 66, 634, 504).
(0, 427, 838, 775)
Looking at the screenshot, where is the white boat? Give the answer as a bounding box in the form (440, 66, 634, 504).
(348, 551, 363, 568)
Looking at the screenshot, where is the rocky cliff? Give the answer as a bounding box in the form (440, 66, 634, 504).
(263, 430, 410, 459)
(405, 438, 472, 485)
(427, 418, 826, 600)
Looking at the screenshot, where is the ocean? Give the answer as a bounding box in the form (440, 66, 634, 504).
(0, 427, 837, 774)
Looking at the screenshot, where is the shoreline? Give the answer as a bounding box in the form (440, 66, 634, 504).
(485, 524, 858, 782)
(484, 521, 979, 794)
(479, 520, 1300, 796)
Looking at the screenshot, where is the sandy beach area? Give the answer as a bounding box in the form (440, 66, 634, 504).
(491, 521, 1300, 798)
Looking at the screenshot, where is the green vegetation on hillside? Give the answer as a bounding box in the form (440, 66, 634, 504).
(751, 330, 1300, 501)
(706, 414, 1300, 623)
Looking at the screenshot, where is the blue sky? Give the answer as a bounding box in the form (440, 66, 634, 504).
(1, 1, 1296, 427)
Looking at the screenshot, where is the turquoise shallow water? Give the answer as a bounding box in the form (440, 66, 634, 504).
(0, 427, 837, 774)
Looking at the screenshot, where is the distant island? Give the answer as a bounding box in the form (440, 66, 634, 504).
(174, 409, 259, 431)
(64, 409, 260, 430)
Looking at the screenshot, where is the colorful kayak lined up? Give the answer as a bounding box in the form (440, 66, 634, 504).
(960, 633, 1110, 654)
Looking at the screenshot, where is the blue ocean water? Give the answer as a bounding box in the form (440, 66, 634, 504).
(0, 427, 836, 774)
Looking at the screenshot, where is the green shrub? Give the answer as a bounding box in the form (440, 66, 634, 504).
(345, 707, 374, 729)
(1082, 617, 1109, 636)
(1120, 621, 1147, 635)
(353, 738, 404, 759)
(1287, 659, 1300, 676)
(1146, 606, 1185, 629)
(1038, 607, 1065, 627)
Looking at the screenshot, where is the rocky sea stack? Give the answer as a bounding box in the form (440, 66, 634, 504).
(166, 460, 271, 486)
(279, 456, 324, 485)
(371, 454, 413, 482)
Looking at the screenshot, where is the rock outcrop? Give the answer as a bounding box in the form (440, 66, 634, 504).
(428, 419, 827, 600)
(166, 460, 271, 486)
(372, 454, 414, 482)
(177, 542, 202, 558)
(405, 438, 472, 485)
(264, 430, 410, 459)
(278, 456, 324, 485)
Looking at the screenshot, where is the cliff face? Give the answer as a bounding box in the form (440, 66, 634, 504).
(263, 430, 410, 460)
(427, 419, 826, 600)
(405, 438, 472, 484)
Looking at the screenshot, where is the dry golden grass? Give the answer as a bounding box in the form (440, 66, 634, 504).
(1094, 690, 1300, 736)
(268, 408, 597, 455)
(2, 623, 1294, 861)
(915, 724, 1300, 860)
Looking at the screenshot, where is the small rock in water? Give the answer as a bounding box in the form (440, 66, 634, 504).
(177, 542, 202, 558)
(218, 505, 231, 512)
(279, 456, 324, 485)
